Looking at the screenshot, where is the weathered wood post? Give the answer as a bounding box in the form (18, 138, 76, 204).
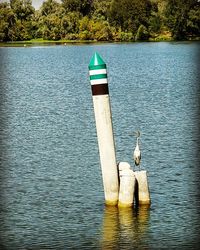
(118, 162, 131, 173)
(88, 52, 119, 206)
(134, 170, 151, 205)
(118, 168, 136, 207)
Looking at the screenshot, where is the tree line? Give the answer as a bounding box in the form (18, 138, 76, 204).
(0, 0, 199, 42)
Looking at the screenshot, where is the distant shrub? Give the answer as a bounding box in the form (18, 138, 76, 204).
(78, 30, 91, 40)
(64, 33, 78, 40)
(135, 25, 149, 41)
(113, 31, 133, 42)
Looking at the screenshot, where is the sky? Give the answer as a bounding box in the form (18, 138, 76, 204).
(0, 0, 61, 10)
(32, 0, 61, 10)
(32, 0, 45, 10)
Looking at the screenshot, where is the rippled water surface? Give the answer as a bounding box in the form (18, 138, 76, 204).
(0, 42, 200, 249)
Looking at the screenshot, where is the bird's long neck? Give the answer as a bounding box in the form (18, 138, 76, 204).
(136, 137, 139, 148)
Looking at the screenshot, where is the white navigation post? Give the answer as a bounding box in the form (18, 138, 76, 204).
(89, 52, 119, 206)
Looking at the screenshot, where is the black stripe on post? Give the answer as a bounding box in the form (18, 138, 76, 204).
(92, 84, 109, 96)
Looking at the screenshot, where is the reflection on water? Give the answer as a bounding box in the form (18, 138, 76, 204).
(101, 206, 119, 249)
(0, 42, 199, 248)
(101, 205, 150, 249)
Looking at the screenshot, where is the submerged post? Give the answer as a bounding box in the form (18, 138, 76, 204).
(89, 52, 119, 205)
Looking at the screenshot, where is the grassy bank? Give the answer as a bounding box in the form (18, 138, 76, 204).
(0, 36, 199, 47)
(0, 38, 98, 47)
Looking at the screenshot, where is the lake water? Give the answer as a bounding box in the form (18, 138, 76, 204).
(0, 42, 200, 249)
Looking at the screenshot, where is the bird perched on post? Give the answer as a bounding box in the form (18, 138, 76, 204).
(133, 131, 141, 170)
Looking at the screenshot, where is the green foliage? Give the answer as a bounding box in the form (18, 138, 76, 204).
(112, 29, 133, 42)
(62, 11, 80, 34)
(135, 24, 149, 41)
(0, 0, 34, 41)
(0, 3, 15, 41)
(41, 0, 60, 16)
(149, 11, 162, 33)
(109, 0, 152, 33)
(42, 14, 61, 40)
(92, 0, 112, 21)
(187, 4, 200, 37)
(10, 0, 34, 20)
(90, 20, 112, 41)
(0, 0, 199, 42)
(164, 0, 199, 40)
(79, 17, 112, 41)
(61, 0, 91, 16)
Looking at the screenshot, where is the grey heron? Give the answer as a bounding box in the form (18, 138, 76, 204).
(133, 131, 141, 170)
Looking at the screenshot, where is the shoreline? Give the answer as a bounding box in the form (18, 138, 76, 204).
(0, 38, 199, 47)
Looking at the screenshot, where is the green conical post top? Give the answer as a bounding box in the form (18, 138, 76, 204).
(89, 52, 106, 70)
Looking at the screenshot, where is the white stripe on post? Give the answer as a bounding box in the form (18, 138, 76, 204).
(89, 68, 107, 76)
(90, 78, 108, 85)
